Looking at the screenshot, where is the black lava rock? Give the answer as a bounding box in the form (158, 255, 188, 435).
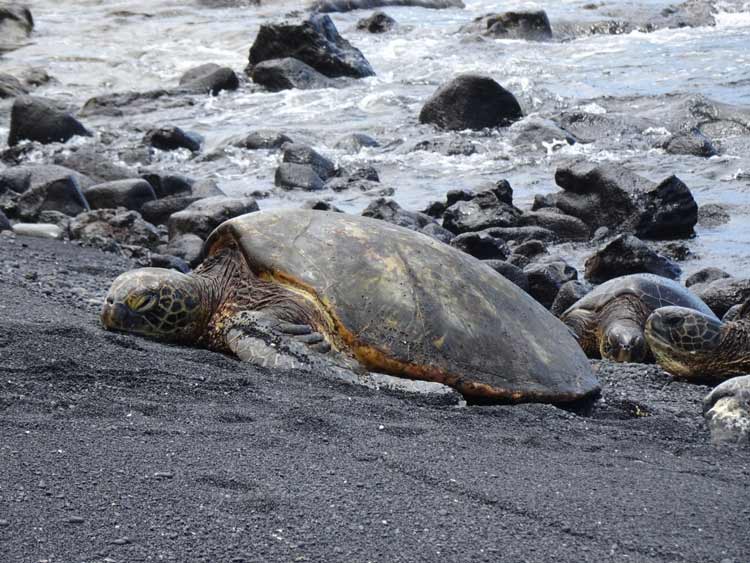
(419, 74, 523, 131)
(663, 127, 717, 157)
(83, 179, 156, 212)
(8, 96, 91, 146)
(145, 126, 203, 153)
(168, 196, 259, 240)
(251, 58, 338, 91)
(459, 11, 552, 40)
(357, 11, 396, 33)
(450, 231, 510, 260)
(524, 259, 578, 309)
(178, 63, 239, 95)
(550, 280, 592, 317)
(584, 234, 681, 284)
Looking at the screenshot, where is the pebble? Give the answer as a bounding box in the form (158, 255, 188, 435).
(0, 519, 9, 527)
(67, 515, 85, 524)
(112, 536, 131, 545)
(154, 471, 174, 479)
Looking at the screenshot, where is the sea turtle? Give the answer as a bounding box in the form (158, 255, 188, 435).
(560, 273, 717, 363)
(701, 374, 750, 445)
(645, 300, 750, 380)
(101, 209, 598, 404)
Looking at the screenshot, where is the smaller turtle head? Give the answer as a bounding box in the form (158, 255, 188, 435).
(101, 268, 208, 344)
(600, 322, 647, 363)
(645, 306, 724, 378)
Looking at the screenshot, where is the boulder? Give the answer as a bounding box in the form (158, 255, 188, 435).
(0, 3, 33, 48)
(168, 196, 259, 239)
(584, 235, 681, 284)
(0, 164, 94, 194)
(275, 163, 325, 191)
(8, 175, 89, 221)
(419, 74, 523, 131)
(459, 11, 552, 41)
(334, 133, 379, 153)
(163, 234, 204, 267)
(0, 209, 10, 231)
(178, 63, 239, 95)
(54, 146, 136, 184)
(247, 15, 375, 79)
(140, 196, 203, 226)
(662, 127, 717, 157)
(69, 209, 161, 250)
(697, 203, 731, 227)
(282, 143, 337, 180)
(141, 173, 193, 199)
(685, 267, 731, 288)
(483, 260, 529, 292)
(311, 0, 464, 12)
(550, 280, 593, 317)
(8, 96, 91, 146)
(449, 231, 510, 260)
(83, 179, 157, 212)
(519, 210, 589, 241)
(0, 72, 28, 98)
(361, 198, 436, 232)
(524, 259, 578, 309)
(144, 126, 203, 152)
(552, 160, 697, 239)
(236, 131, 293, 150)
(12, 223, 63, 240)
(693, 278, 750, 318)
(149, 253, 191, 274)
(442, 189, 521, 234)
(357, 11, 396, 33)
(252, 57, 338, 91)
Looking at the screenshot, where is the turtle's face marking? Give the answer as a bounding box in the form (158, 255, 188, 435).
(102, 268, 205, 343)
(601, 324, 647, 363)
(645, 306, 723, 378)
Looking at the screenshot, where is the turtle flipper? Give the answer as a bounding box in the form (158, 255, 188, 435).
(223, 311, 330, 370)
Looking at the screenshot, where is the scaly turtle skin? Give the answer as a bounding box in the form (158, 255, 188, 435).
(102, 209, 599, 404)
(645, 300, 750, 381)
(560, 273, 716, 363)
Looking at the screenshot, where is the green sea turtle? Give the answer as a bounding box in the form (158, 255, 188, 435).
(101, 209, 598, 403)
(645, 300, 750, 380)
(560, 273, 716, 363)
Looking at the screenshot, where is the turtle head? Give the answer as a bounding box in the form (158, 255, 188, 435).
(101, 268, 208, 344)
(645, 306, 724, 378)
(600, 322, 647, 363)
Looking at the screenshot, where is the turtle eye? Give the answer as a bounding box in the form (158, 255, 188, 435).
(127, 293, 157, 313)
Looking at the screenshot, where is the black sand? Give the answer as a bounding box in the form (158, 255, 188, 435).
(1, 234, 749, 562)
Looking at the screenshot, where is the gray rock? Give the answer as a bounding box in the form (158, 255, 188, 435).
(150, 253, 190, 273)
(275, 163, 325, 191)
(168, 196, 259, 239)
(584, 234, 681, 284)
(357, 11, 396, 33)
(252, 57, 338, 91)
(0, 209, 10, 231)
(8, 96, 91, 146)
(519, 211, 589, 241)
(685, 267, 731, 288)
(311, 0, 464, 12)
(0, 164, 94, 194)
(419, 74, 523, 131)
(361, 198, 437, 233)
(11, 223, 63, 239)
(0, 4, 33, 48)
(663, 128, 717, 157)
(8, 175, 89, 221)
(418, 221, 454, 243)
(334, 133, 379, 153)
(482, 225, 557, 244)
(247, 14, 375, 79)
(70, 209, 161, 250)
(163, 233, 204, 267)
(141, 173, 193, 199)
(411, 137, 477, 156)
(236, 131, 293, 150)
(553, 160, 697, 239)
(524, 259, 578, 309)
(550, 280, 592, 317)
(145, 126, 203, 152)
(140, 196, 203, 226)
(178, 63, 239, 95)
(0, 72, 28, 98)
(282, 143, 337, 180)
(83, 179, 156, 211)
(694, 278, 750, 318)
(483, 260, 529, 291)
(301, 200, 343, 212)
(54, 146, 136, 184)
(459, 11, 552, 41)
(511, 117, 577, 148)
(442, 189, 521, 234)
(697, 203, 731, 227)
(450, 231, 510, 260)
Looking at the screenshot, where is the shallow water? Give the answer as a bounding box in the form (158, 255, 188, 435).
(1, 0, 749, 277)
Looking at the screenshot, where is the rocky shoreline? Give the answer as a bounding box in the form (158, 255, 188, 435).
(2, 0, 750, 560)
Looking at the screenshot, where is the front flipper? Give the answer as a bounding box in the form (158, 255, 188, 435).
(223, 311, 329, 369)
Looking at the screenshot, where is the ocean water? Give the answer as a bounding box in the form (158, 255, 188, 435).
(1, 0, 749, 276)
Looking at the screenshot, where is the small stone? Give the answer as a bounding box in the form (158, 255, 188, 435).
(0, 519, 9, 527)
(154, 471, 174, 479)
(67, 515, 85, 524)
(112, 536, 131, 545)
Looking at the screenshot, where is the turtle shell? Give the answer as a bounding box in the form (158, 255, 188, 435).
(204, 209, 598, 403)
(562, 273, 717, 319)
